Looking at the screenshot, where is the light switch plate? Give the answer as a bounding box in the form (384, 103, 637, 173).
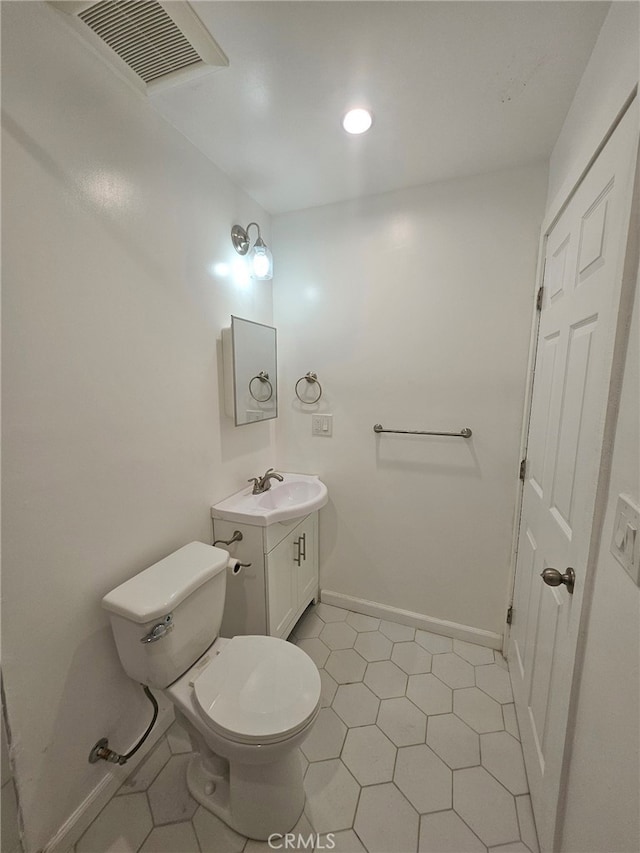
(312, 414, 333, 437)
(610, 494, 640, 585)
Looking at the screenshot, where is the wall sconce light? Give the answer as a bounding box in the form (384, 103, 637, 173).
(231, 222, 273, 280)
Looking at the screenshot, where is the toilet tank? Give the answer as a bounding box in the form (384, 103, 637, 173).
(102, 542, 228, 689)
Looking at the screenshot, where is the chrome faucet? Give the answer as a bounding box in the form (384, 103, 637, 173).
(248, 468, 284, 495)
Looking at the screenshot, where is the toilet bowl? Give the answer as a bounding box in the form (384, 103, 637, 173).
(166, 634, 321, 839)
(102, 541, 321, 841)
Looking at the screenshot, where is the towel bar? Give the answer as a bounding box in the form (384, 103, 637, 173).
(373, 424, 472, 438)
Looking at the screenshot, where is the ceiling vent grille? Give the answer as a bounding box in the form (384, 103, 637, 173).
(78, 0, 201, 84)
(51, 0, 228, 93)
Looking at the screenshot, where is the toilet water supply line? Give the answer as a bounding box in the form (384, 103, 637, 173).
(88, 685, 158, 765)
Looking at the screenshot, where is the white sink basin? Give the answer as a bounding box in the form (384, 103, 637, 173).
(211, 473, 328, 527)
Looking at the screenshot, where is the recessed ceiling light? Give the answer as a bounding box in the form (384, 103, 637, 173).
(342, 108, 373, 135)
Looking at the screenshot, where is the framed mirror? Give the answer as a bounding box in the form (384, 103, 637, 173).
(222, 316, 278, 425)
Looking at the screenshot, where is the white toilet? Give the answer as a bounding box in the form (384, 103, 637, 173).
(102, 541, 321, 840)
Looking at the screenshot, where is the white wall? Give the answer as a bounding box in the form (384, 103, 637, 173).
(273, 163, 547, 639)
(547, 1, 640, 215)
(1, 3, 276, 850)
(547, 4, 640, 851)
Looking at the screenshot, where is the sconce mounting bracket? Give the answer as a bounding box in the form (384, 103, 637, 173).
(231, 224, 250, 255)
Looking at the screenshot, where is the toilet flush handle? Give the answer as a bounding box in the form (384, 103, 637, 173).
(140, 613, 173, 643)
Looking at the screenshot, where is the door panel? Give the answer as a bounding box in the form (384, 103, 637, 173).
(577, 182, 611, 279)
(512, 526, 535, 679)
(527, 331, 559, 494)
(550, 316, 598, 530)
(509, 102, 638, 851)
(547, 234, 570, 304)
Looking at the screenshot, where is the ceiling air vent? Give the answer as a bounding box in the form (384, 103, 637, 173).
(50, 0, 228, 93)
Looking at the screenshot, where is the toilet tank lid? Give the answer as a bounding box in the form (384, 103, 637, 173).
(102, 542, 228, 623)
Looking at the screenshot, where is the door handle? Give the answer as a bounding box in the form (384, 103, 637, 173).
(293, 538, 302, 566)
(541, 567, 575, 594)
(300, 532, 306, 561)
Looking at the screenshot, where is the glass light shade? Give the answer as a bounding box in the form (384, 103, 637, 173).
(250, 242, 273, 280)
(342, 108, 373, 135)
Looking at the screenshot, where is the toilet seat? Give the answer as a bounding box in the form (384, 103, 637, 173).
(193, 635, 321, 745)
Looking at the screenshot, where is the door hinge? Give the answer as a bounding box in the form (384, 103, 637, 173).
(506, 605, 513, 626)
(536, 286, 544, 311)
(519, 458, 526, 481)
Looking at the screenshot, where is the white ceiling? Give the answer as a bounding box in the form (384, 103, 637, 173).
(151, 1, 610, 214)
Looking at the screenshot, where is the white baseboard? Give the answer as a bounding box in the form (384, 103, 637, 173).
(43, 706, 173, 853)
(320, 590, 502, 650)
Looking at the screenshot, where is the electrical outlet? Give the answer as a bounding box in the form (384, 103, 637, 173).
(311, 414, 333, 437)
(611, 494, 640, 586)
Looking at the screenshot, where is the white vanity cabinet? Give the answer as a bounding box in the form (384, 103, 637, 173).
(265, 513, 317, 637)
(213, 512, 319, 640)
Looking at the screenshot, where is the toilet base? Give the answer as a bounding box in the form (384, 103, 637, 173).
(185, 749, 306, 841)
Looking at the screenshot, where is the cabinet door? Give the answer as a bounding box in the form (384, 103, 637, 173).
(266, 532, 298, 638)
(295, 513, 318, 608)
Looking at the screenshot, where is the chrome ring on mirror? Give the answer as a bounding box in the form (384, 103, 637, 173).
(295, 372, 322, 404)
(249, 371, 273, 402)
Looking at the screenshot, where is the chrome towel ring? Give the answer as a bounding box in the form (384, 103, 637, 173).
(295, 371, 322, 404)
(249, 371, 273, 402)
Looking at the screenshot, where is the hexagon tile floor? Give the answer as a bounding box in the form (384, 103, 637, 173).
(75, 604, 540, 853)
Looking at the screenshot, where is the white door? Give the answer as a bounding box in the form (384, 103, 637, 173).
(509, 101, 638, 851)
